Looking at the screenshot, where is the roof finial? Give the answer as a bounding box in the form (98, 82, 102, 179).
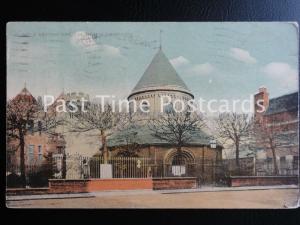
(159, 29, 163, 50)
(24, 81, 27, 93)
(62, 75, 65, 94)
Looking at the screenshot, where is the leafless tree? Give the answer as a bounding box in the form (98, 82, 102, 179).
(6, 97, 62, 187)
(148, 109, 206, 157)
(215, 113, 253, 171)
(114, 122, 141, 157)
(254, 116, 297, 175)
(70, 103, 126, 163)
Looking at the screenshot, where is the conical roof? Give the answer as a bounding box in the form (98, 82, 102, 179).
(129, 49, 193, 98)
(13, 87, 37, 104)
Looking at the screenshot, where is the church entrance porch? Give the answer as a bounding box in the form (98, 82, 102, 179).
(164, 149, 195, 177)
(143, 149, 224, 186)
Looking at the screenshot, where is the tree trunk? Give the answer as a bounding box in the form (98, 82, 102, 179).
(235, 142, 240, 174)
(176, 145, 183, 165)
(202, 148, 205, 173)
(19, 131, 26, 188)
(101, 130, 108, 164)
(62, 152, 66, 179)
(271, 147, 279, 175)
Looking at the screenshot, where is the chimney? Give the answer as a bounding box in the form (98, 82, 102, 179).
(254, 86, 269, 122)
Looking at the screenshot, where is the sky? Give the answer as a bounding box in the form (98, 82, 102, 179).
(7, 22, 299, 103)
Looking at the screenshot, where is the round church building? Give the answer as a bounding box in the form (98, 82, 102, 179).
(107, 49, 222, 179)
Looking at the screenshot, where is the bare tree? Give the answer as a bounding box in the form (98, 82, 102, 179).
(6, 97, 62, 187)
(148, 110, 205, 156)
(114, 122, 141, 157)
(254, 116, 297, 175)
(70, 103, 125, 163)
(215, 113, 253, 171)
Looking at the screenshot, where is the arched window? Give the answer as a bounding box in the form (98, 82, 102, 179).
(141, 101, 150, 112)
(172, 154, 186, 165)
(164, 102, 174, 114)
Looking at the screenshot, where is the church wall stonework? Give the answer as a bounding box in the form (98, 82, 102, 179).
(128, 90, 193, 119)
(111, 145, 222, 162)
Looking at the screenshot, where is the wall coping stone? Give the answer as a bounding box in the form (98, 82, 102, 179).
(153, 177, 197, 180)
(230, 176, 298, 179)
(7, 187, 49, 191)
(49, 178, 152, 182)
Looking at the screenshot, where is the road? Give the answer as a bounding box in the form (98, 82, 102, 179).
(7, 188, 299, 208)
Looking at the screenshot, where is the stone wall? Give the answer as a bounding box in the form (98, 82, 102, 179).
(49, 179, 89, 193)
(87, 178, 153, 191)
(49, 178, 153, 193)
(230, 176, 298, 187)
(7, 177, 199, 195)
(6, 188, 50, 196)
(152, 177, 197, 190)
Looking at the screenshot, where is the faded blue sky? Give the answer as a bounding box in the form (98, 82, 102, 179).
(7, 22, 299, 101)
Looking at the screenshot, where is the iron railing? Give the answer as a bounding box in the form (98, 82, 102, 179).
(6, 154, 299, 188)
(64, 155, 152, 179)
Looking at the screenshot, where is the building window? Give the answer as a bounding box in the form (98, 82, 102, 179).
(57, 146, 65, 154)
(38, 121, 42, 135)
(141, 101, 150, 112)
(280, 156, 286, 165)
(28, 145, 34, 163)
(266, 157, 272, 170)
(28, 120, 34, 134)
(38, 145, 43, 160)
(280, 156, 287, 174)
(266, 157, 272, 163)
(164, 103, 174, 114)
(293, 156, 299, 169)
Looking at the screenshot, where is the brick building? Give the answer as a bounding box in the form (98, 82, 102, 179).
(254, 87, 298, 175)
(6, 87, 66, 170)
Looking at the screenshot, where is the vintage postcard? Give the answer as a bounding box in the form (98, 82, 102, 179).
(6, 22, 299, 208)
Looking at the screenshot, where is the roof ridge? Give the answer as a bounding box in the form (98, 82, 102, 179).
(269, 91, 298, 101)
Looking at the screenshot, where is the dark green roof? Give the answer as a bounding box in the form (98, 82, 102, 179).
(129, 49, 193, 98)
(265, 92, 298, 115)
(107, 125, 220, 148)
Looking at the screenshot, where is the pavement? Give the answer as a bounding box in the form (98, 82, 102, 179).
(159, 184, 299, 194)
(6, 193, 95, 201)
(6, 184, 298, 201)
(6, 185, 299, 208)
